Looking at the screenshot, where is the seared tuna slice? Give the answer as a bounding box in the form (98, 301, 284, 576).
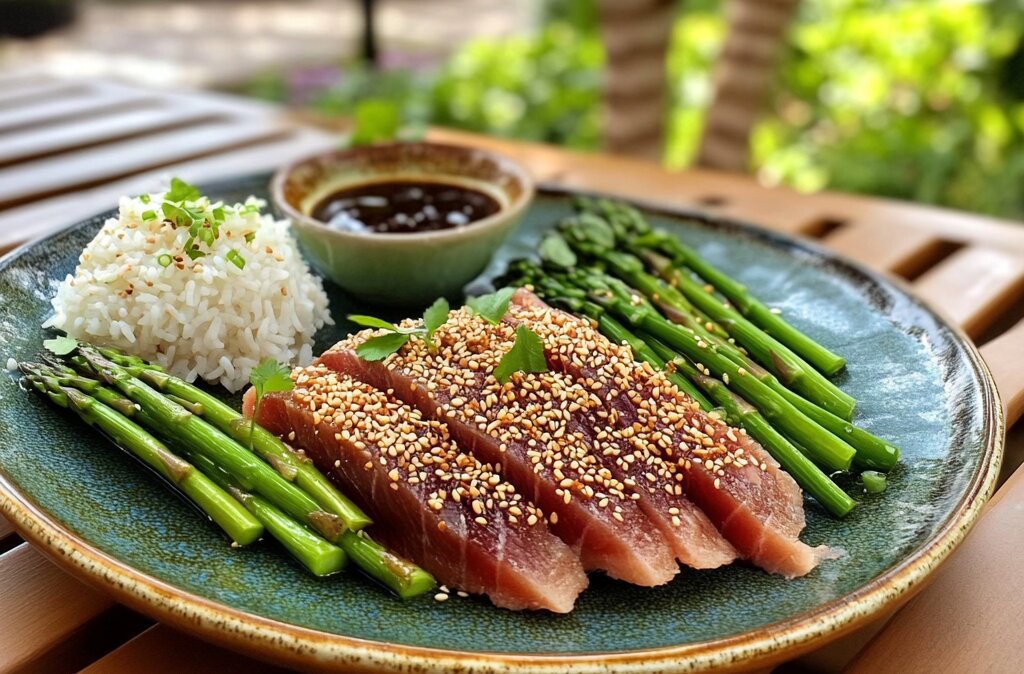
(508, 290, 828, 578)
(321, 311, 680, 587)
(245, 365, 587, 612)
(506, 293, 737, 570)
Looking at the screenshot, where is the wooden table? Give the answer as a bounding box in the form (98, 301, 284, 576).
(1, 73, 1022, 674)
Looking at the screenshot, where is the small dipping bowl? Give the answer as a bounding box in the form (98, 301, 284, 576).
(272, 142, 535, 307)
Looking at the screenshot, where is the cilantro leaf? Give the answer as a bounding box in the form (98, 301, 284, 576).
(356, 332, 411, 361)
(250, 358, 293, 398)
(538, 232, 577, 269)
(493, 325, 548, 384)
(348, 314, 399, 331)
(165, 177, 201, 203)
(422, 297, 450, 350)
(43, 335, 78, 356)
(248, 358, 293, 451)
(466, 287, 516, 325)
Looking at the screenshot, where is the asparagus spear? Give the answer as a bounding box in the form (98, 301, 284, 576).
(37, 356, 434, 595)
(576, 197, 847, 375)
(340, 530, 437, 599)
(176, 412, 434, 594)
(20, 364, 264, 546)
(184, 448, 347, 576)
(556, 207, 857, 419)
(73, 346, 348, 543)
(580, 239, 857, 420)
(98, 351, 371, 531)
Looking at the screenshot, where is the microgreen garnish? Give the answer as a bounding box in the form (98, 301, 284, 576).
(43, 335, 78, 356)
(249, 358, 294, 448)
(165, 177, 201, 203)
(155, 177, 262, 269)
(350, 298, 451, 361)
(493, 324, 548, 384)
(226, 249, 246, 270)
(466, 287, 516, 325)
(139, 193, 151, 204)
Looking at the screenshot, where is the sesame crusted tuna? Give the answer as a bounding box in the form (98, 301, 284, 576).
(321, 310, 680, 587)
(507, 292, 738, 570)
(508, 290, 829, 578)
(244, 365, 587, 612)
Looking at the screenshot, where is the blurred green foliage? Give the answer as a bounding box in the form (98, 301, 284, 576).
(753, 0, 1024, 219)
(246, 0, 1024, 220)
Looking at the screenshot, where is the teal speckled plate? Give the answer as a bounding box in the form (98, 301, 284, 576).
(0, 176, 1003, 673)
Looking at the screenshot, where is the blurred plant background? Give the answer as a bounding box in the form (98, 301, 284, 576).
(242, 0, 1024, 220)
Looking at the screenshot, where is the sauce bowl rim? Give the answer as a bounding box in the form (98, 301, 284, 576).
(270, 141, 536, 244)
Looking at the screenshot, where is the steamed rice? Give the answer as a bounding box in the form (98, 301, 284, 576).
(44, 190, 332, 391)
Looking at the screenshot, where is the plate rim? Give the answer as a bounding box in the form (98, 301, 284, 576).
(0, 181, 1005, 673)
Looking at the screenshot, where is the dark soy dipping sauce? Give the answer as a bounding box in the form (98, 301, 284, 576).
(311, 180, 502, 234)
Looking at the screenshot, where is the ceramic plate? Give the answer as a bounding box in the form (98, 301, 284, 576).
(0, 175, 1003, 673)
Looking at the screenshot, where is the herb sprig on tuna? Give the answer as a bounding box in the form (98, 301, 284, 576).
(349, 297, 451, 361)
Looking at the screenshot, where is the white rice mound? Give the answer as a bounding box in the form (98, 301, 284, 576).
(44, 191, 332, 392)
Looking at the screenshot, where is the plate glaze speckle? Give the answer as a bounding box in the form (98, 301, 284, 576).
(0, 175, 1002, 673)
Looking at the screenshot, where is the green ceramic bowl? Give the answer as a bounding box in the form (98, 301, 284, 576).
(0, 176, 1003, 673)
(272, 141, 534, 307)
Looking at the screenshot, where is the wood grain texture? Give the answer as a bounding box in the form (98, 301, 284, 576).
(0, 127, 336, 253)
(822, 221, 953, 278)
(981, 320, 1024, 426)
(0, 544, 115, 673)
(913, 247, 1024, 337)
(80, 625, 288, 674)
(0, 81, 86, 109)
(0, 106, 222, 166)
(0, 516, 13, 544)
(0, 90, 155, 135)
(0, 120, 289, 210)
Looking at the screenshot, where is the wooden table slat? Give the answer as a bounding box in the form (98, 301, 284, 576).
(912, 246, 1024, 337)
(982, 319, 1024, 426)
(0, 119, 291, 210)
(0, 128, 336, 253)
(80, 625, 288, 674)
(0, 105, 225, 166)
(0, 544, 116, 673)
(0, 81, 88, 109)
(0, 90, 157, 136)
(0, 516, 14, 544)
(821, 221, 952, 278)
